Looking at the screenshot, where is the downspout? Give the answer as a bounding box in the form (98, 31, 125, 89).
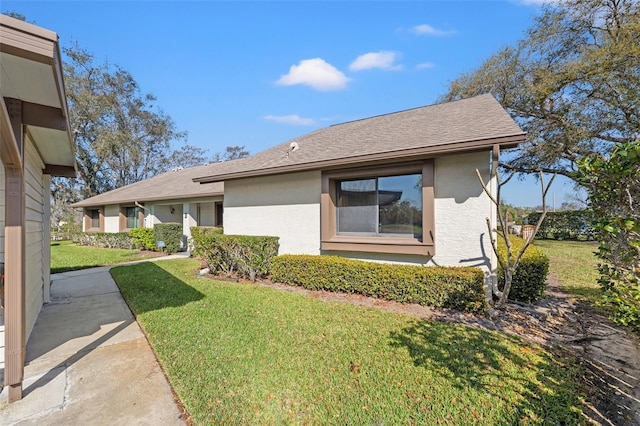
(489, 145, 502, 300)
(135, 201, 150, 228)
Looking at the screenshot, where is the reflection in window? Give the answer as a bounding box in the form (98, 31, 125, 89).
(126, 207, 138, 229)
(337, 174, 422, 238)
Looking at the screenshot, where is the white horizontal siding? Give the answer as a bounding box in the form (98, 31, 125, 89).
(24, 138, 46, 339)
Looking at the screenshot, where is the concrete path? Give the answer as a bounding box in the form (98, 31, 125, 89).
(0, 256, 188, 425)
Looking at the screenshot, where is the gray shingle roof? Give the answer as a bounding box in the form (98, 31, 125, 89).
(71, 163, 224, 208)
(193, 94, 525, 183)
(72, 94, 524, 208)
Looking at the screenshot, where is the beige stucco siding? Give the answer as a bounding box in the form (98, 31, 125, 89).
(431, 151, 494, 271)
(198, 202, 215, 227)
(223, 171, 322, 255)
(223, 153, 495, 271)
(104, 204, 120, 232)
(24, 138, 46, 338)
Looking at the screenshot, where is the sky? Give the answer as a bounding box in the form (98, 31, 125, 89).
(2, 0, 585, 207)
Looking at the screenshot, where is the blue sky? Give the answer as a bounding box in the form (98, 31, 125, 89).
(3, 0, 584, 207)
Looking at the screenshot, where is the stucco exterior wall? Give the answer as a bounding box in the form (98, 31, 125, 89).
(223, 152, 494, 272)
(224, 171, 322, 255)
(153, 204, 182, 224)
(431, 151, 493, 272)
(24, 138, 46, 338)
(198, 202, 215, 227)
(104, 204, 121, 232)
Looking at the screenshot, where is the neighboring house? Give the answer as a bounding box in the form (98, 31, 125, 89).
(192, 94, 525, 274)
(76, 95, 525, 278)
(71, 164, 224, 243)
(0, 15, 76, 402)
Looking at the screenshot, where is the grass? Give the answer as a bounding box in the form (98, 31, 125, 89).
(50, 240, 158, 273)
(535, 240, 601, 303)
(112, 258, 587, 425)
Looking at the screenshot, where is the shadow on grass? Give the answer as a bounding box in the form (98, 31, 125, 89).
(389, 319, 582, 423)
(111, 262, 204, 314)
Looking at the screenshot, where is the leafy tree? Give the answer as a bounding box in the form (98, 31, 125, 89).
(63, 45, 187, 196)
(212, 145, 250, 162)
(575, 141, 640, 329)
(442, 0, 640, 179)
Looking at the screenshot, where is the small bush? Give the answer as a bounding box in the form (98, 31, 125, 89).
(192, 233, 279, 281)
(497, 236, 550, 303)
(154, 223, 183, 254)
(72, 232, 134, 249)
(271, 255, 486, 313)
(189, 226, 223, 256)
(129, 228, 156, 250)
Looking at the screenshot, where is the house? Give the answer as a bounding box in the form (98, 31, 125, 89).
(192, 94, 524, 273)
(0, 15, 76, 401)
(71, 164, 224, 243)
(75, 95, 525, 278)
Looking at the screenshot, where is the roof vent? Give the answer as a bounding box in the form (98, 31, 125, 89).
(289, 142, 299, 152)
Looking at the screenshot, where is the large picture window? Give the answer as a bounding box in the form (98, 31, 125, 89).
(337, 174, 422, 238)
(321, 160, 434, 256)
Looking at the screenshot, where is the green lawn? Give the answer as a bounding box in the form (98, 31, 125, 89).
(112, 259, 586, 425)
(535, 240, 601, 303)
(50, 240, 158, 273)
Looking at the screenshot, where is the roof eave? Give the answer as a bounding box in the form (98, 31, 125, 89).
(193, 133, 526, 184)
(70, 191, 225, 208)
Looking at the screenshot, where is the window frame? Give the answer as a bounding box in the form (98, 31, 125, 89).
(119, 205, 144, 231)
(84, 208, 104, 232)
(321, 160, 435, 256)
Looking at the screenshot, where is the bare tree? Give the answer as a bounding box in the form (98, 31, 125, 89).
(477, 168, 556, 309)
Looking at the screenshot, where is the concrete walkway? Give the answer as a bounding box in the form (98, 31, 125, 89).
(0, 256, 188, 425)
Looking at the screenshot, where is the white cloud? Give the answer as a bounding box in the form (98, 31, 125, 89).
(416, 62, 435, 70)
(411, 24, 455, 36)
(263, 114, 317, 126)
(276, 58, 350, 91)
(349, 51, 403, 72)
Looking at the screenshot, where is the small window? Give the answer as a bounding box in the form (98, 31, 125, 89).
(125, 207, 139, 229)
(90, 209, 100, 229)
(337, 174, 422, 239)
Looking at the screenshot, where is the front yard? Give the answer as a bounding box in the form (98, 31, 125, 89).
(50, 240, 158, 273)
(111, 258, 586, 425)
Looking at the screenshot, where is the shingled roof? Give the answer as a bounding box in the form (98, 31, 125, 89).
(193, 94, 525, 184)
(71, 163, 224, 208)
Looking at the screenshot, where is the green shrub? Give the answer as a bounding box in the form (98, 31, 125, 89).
(189, 226, 223, 257)
(154, 223, 183, 254)
(526, 210, 596, 241)
(497, 236, 550, 303)
(271, 255, 486, 313)
(192, 233, 279, 281)
(72, 232, 134, 249)
(129, 228, 156, 250)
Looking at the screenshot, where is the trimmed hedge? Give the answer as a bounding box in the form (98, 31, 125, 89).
(271, 255, 486, 313)
(526, 210, 596, 241)
(129, 228, 156, 250)
(73, 232, 134, 249)
(192, 233, 279, 281)
(497, 236, 550, 303)
(154, 223, 183, 254)
(189, 226, 223, 257)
